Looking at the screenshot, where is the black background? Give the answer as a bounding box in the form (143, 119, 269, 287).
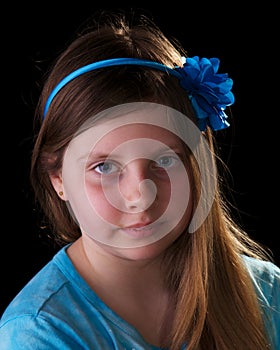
(2, 4, 278, 315)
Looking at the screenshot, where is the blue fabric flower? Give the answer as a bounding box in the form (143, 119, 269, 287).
(175, 56, 235, 131)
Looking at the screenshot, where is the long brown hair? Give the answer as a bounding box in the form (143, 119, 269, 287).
(30, 11, 273, 349)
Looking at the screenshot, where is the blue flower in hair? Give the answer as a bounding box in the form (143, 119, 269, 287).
(176, 56, 235, 131)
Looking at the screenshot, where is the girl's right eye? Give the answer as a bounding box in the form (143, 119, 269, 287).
(93, 162, 119, 175)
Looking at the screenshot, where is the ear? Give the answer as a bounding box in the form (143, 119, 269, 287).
(49, 173, 68, 201)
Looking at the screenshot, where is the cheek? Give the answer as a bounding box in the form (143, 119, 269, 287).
(154, 179, 171, 208)
(85, 181, 123, 224)
(166, 169, 192, 219)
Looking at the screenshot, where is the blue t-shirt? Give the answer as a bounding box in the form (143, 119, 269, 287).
(0, 245, 279, 349)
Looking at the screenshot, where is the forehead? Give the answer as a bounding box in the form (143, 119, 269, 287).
(85, 125, 185, 164)
(67, 106, 183, 156)
(64, 102, 204, 163)
(92, 122, 183, 149)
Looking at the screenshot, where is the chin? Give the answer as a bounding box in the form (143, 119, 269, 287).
(115, 231, 182, 261)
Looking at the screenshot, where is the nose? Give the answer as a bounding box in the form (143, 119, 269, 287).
(119, 160, 157, 212)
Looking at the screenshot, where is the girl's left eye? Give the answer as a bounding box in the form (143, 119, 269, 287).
(155, 155, 178, 168)
(93, 162, 119, 174)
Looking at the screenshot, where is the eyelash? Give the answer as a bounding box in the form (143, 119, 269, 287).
(92, 155, 181, 175)
(93, 162, 119, 175)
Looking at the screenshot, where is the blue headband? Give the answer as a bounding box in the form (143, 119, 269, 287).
(43, 56, 235, 131)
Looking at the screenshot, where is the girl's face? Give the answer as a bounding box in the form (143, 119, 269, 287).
(56, 104, 195, 260)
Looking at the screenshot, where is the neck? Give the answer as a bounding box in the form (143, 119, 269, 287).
(67, 236, 175, 348)
(68, 236, 167, 294)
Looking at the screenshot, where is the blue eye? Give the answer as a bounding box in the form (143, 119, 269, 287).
(155, 155, 178, 168)
(94, 162, 119, 174)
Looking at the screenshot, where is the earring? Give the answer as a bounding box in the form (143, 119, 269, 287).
(58, 191, 63, 196)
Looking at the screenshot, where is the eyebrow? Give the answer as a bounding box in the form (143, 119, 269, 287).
(76, 141, 185, 163)
(77, 153, 116, 163)
(83, 147, 183, 163)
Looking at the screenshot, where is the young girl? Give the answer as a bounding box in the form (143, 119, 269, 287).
(1, 12, 279, 350)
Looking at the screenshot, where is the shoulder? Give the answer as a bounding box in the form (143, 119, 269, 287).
(0, 244, 114, 349)
(0, 314, 85, 349)
(1, 245, 71, 321)
(0, 245, 152, 350)
(242, 254, 280, 276)
(241, 255, 280, 292)
(241, 255, 280, 306)
(241, 255, 280, 348)
(0, 245, 83, 349)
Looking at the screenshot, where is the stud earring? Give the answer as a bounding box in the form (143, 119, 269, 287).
(59, 191, 63, 196)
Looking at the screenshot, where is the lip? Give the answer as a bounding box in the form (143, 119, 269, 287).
(125, 221, 153, 229)
(120, 221, 160, 239)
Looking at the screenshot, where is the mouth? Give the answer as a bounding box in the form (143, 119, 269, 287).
(120, 222, 159, 239)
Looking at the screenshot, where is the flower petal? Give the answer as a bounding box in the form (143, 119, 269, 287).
(176, 56, 234, 131)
